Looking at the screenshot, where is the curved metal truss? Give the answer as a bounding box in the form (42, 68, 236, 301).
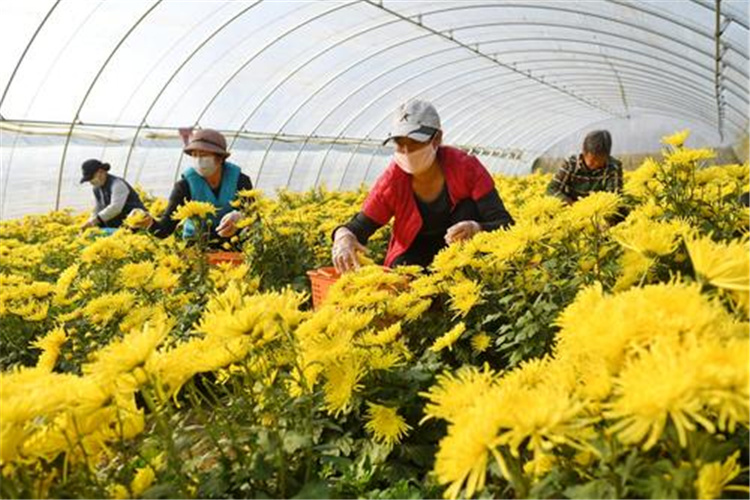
(0, 0, 747, 217)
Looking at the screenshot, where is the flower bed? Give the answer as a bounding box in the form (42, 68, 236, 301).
(1, 133, 748, 499)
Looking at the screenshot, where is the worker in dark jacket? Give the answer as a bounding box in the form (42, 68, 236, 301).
(332, 99, 514, 272)
(132, 129, 253, 242)
(80, 159, 145, 229)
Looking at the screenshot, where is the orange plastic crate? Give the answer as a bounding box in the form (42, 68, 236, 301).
(306, 266, 341, 309)
(206, 251, 245, 266)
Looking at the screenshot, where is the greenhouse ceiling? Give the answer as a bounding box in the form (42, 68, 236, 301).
(0, 0, 748, 219)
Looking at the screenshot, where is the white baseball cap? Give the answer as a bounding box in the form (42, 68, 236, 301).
(383, 99, 441, 145)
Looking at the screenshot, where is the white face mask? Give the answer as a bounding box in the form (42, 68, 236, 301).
(394, 143, 437, 176)
(195, 156, 218, 177)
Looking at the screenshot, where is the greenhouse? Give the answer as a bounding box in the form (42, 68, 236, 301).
(0, 1, 748, 499)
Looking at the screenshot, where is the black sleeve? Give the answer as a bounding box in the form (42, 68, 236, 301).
(149, 180, 190, 239)
(237, 173, 253, 191)
(476, 189, 515, 232)
(332, 212, 383, 245)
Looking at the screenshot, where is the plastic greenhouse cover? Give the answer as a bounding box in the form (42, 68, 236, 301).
(0, 0, 747, 219)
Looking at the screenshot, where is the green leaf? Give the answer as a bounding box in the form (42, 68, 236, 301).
(292, 481, 331, 499)
(563, 479, 617, 499)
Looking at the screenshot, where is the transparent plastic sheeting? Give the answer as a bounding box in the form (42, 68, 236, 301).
(0, 0, 747, 219)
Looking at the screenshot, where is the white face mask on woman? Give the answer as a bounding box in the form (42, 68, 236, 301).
(394, 143, 437, 176)
(195, 156, 218, 177)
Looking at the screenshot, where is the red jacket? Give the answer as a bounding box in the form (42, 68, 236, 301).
(362, 146, 495, 267)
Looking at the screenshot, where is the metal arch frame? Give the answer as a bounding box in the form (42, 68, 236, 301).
(484, 65, 722, 119)
(473, 39, 748, 104)
(224, 15, 424, 152)
(452, 76, 728, 150)
(237, 32, 457, 184)
(499, 101, 721, 157)
(169, 1, 359, 183)
(362, 1, 621, 114)
(309, 50, 631, 190)
(248, 8, 732, 186)
(119, 1, 262, 180)
(444, 65, 710, 135)
(310, 63, 539, 189)
(328, 79, 591, 188)
(244, 13, 746, 186)
(714, 0, 726, 141)
(501, 57, 727, 116)
(445, 20, 748, 97)
(506, 54, 748, 108)
(463, 83, 725, 150)
(272, 53, 501, 188)
(295, 5, 746, 190)
(689, 0, 749, 30)
(409, 2, 748, 79)
(280, 31, 724, 185)
(341, 72, 608, 190)
(2, 1, 103, 218)
(101, 2, 234, 163)
(55, 0, 163, 210)
(132, 1, 327, 183)
(249, 21, 645, 187)
(410, 0, 747, 143)
(350, 85, 592, 186)
(532, 111, 721, 161)
(0, 0, 62, 112)
(519, 78, 744, 129)
(508, 98, 732, 158)
(330, 37, 739, 186)
(332, 40, 732, 186)
(137, 0, 748, 188)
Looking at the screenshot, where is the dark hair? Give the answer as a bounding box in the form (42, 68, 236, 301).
(582, 130, 612, 156)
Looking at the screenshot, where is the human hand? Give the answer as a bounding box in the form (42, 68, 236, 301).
(125, 209, 154, 229)
(217, 210, 243, 237)
(81, 216, 98, 230)
(445, 220, 481, 244)
(332, 227, 368, 274)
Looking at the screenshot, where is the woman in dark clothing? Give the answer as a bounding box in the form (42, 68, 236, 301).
(80, 159, 145, 230)
(332, 99, 514, 273)
(132, 129, 252, 242)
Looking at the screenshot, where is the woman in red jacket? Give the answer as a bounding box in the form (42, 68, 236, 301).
(332, 99, 514, 273)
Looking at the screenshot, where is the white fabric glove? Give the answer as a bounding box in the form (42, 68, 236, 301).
(216, 210, 243, 237)
(332, 227, 368, 274)
(445, 220, 481, 244)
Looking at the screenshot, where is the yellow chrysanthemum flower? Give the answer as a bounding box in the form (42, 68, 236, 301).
(120, 261, 155, 289)
(433, 389, 506, 500)
(661, 129, 690, 148)
(31, 326, 67, 373)
(448, 279, 483, 318)
(364, 402, 412, 446)
(420, 365, 497, 424)
(686, 235, 749, 292)
(323, 355, 364, 416)
(171, 201, 216, 222)
(665, 148, 716, 166)
(83, 291, 136, 325)
(563, 191, 621, 232)
(695, 451, 747, 499)
(470, 333, 491, 354)
(124, 209, 150, 229)
(430, 322, 467, 353)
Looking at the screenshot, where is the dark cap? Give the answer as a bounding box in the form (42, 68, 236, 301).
(80, 159, 110, 184)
